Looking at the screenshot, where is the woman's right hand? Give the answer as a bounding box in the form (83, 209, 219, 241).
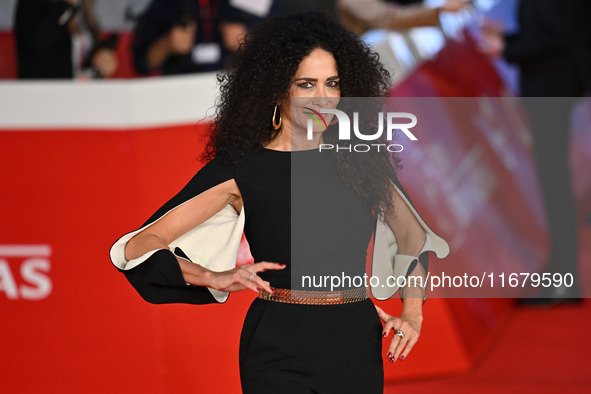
(207, 262, 286, 294)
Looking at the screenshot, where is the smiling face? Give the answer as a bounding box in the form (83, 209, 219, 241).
(281, 48, 341, 147)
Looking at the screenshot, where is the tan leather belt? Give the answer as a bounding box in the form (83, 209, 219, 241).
(258, 286, 369, 305)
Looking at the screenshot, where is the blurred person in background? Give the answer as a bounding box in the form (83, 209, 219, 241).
(132, 0, 277, 75)
(14, 0, 119, 79)
(336, 0, 470, 36)
(480, 0, 591, 303)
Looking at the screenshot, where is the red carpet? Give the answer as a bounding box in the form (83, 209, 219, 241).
(385, 223, 591, 393)
(385, 300, 590, 393)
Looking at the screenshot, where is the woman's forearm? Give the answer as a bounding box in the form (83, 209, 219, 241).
(401, 297, 424, 320)
(126, 233, 214, 287)
(400, 258, 427, 303)
(177, 258, 213, 287)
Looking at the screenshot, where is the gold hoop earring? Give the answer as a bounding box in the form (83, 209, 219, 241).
(272, 105, 282, 130)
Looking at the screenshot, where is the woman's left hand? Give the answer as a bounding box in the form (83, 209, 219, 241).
(375, 305, 423, 363)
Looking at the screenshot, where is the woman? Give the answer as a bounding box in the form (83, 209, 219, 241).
(110, 12, 449, 393)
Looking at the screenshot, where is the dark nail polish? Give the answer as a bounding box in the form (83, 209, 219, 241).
(399, 355, 405, 361)
(387, 352, 392, 359)
(382, 332, 387, 338)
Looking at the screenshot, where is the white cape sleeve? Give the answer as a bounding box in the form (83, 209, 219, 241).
(109, 156, 244, 304)
(370, 181, 450, 300)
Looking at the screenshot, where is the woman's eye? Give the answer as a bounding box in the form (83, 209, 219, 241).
(296, 80, 339, 89)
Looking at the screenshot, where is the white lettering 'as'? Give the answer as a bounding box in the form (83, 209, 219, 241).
(0, 245, 52, 300)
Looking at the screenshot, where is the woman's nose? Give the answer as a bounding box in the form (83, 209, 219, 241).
(312, 87, 329, 106)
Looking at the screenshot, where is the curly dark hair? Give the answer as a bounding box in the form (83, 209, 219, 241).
(203, 12, 400, 216)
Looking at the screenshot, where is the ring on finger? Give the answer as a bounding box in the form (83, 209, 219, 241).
(394, 329, 405, 339)
(249, 272, 257, 282)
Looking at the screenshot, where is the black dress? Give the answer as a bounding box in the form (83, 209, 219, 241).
(110, 147, 385, 393)
(237, 148, 383, 393)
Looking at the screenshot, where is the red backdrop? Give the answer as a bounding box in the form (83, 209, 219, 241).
(0, 124, 480, 392)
